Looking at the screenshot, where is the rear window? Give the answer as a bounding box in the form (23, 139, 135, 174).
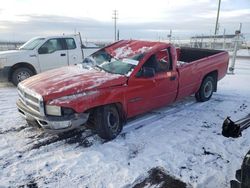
(65, 38, 76, 49)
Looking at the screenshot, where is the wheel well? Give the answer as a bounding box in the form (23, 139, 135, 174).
(9, 63, 37, 81)
(86, 102, 126, 122)
(203, 70, 218, 92)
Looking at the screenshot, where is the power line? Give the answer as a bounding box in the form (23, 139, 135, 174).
(112, 10, 118, 41)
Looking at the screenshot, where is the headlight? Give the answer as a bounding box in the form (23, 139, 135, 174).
(45, 105, 61, 116)
(0, 58, 7, 69)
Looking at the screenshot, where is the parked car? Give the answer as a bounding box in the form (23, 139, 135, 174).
(16, 40, 229, 140)
(0, 34, 98, 85)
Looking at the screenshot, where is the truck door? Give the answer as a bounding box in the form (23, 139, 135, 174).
(149, 49, 178, 109)
(37, 38, 68, 71)
(127, 48, 178, 117)
(64, 38, 82, 65)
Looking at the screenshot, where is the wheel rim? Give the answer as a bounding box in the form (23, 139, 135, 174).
(107, 110, 119, 134)
(204, 80, 213, 98)
(17, 71, 31, 82)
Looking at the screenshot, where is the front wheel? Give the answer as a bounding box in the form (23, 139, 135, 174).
(11, 67, 34, 86)
(195, 76, 215, 102)
(94, 105, 123, 140)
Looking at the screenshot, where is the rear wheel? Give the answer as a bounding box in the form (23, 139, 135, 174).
(195, 76, 215, 102)
(11, 67, 34, 86)
(94, 105, 123, 140)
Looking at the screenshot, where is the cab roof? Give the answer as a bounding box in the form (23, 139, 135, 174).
(105, 40, 169, 59)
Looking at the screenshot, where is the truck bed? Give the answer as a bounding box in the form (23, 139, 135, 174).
(177, 47, 225, 63)
(176, 47, 229, 100)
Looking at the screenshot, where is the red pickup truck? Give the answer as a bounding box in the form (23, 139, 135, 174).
(17, 40, 229, 140)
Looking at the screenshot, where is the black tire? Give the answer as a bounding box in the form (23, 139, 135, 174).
(94, 105, 123, 140)
(195, 76, 215, 102)
(11, 67, 34, 86)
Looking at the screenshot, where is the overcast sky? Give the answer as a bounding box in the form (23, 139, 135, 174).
(0, 0, 249, 42)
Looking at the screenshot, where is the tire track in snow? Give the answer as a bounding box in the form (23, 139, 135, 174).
(0, 127, 95, 169)
(0, 125, 28, 135)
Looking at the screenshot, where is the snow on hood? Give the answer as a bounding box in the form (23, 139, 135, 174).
(19, 65, 127, 101)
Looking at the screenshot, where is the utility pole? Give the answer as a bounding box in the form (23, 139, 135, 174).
(213, 0, 221, 49)
(214, 0, 221, 35)
(112, 10, 118, 42)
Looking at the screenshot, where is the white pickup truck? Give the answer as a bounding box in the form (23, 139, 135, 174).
(0, 34, 98, 85)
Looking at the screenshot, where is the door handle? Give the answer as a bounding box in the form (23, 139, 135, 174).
(170, 76, 176, 81)
(60, 53, 66, 56)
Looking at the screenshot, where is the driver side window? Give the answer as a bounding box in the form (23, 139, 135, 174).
(39, 39, 63, 54)
(136, 55, 158, 77)
(136, 49, 171, 77)
(142, 50, 171, 73)
(155, 50, 171, 72)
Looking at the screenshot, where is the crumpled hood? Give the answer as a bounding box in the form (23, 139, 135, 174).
(19, 65, 128, 101)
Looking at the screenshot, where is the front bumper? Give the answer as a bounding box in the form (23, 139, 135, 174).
(0, 66, 11, 82)
(16, 99, 89, 132)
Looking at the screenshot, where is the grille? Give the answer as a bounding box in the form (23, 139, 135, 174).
(24, 93, 39, 104)
(18, 85, 44, 115)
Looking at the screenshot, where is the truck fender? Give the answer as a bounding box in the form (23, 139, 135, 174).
(87, 102, 127, 122)
(197, 70, 218, 93)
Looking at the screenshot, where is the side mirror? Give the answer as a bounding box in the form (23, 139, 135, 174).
(142, 67, 155, 78)
(38, 47, 48, 54)
(82, 57, 95, 64)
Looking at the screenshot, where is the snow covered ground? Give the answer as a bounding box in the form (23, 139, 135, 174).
(0, 58, 250, 188)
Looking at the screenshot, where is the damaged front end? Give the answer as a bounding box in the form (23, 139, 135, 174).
(16, 84, 89, 132)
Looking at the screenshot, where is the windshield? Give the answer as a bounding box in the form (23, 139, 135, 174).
(19, 38, 45, 50)
(82, 50, 143, 76)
